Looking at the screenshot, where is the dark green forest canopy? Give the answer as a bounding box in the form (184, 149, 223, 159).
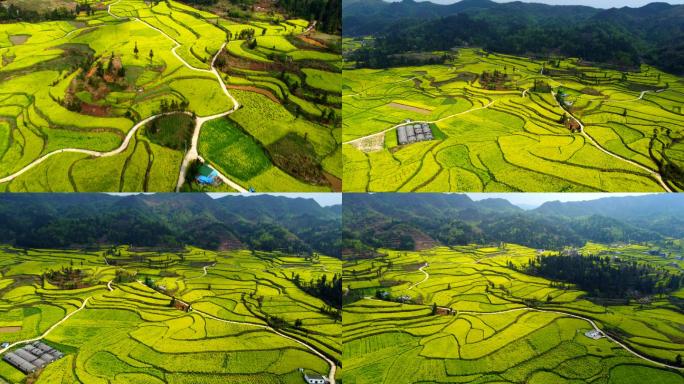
(520, 254, 683, 299)
(0, 194, 342, 257)
(342, 194, 684, 256)
(344, 0, 684, 74)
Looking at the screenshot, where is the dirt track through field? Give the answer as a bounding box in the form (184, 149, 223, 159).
(552, 91, 671, 192)
(138, 263, 338, 383)
(0, 1, 247, 192)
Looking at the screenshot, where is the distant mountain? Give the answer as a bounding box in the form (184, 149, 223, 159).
(533, 194, 684, 219)
(343, 193, 676, 257)
(0, 194, 341, 257)
(344, 0, 684, 73)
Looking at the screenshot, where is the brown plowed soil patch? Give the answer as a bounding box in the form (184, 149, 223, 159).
(388, 102, 431, 114)
(227, 85, 281, 104)
(297, 34, 326, 49)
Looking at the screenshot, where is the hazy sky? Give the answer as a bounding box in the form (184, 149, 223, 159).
(208, 193, 342, 207)
(412, 0, 684, 7)
(494, 0, 683, 7)
(468, 193, 656, 208)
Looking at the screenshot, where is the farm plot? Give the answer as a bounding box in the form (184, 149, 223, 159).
(0, 246, 340, 383)
(343, 244, 684, 383)
(0, 0, 341, 192)
(342, 48, 684, 192)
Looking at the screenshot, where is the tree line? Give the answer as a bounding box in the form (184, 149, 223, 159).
(292, 272, 342, 309)
(519, 254, 683, 299)
(350, 13, 643, 70)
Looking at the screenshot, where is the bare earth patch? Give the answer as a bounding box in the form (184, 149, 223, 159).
(9, 35, 29, 45)
(388, 102, 431, 114)
(297, 34, 326, 49)
(0, 326, 22, 333)
(349, 131, 386, 153)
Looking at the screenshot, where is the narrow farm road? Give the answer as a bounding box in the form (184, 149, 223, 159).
(137, 262, 337, 383)
(459, 306, 683, 370)
(0, 2, 245, 191)
(552, 92, 671, 192)
(197, 309, 337, 383)
(408, 264, 429, 290)
(605, 89, 664, 104)
(343, 100, 495, 146)
(368, 295, 683, 371)
(106, 3, 244, 192)
(1, 112, 174, 184)
(0, 298, 90, 355)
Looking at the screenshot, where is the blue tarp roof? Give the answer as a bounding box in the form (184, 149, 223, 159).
(197, 169, 218, 184)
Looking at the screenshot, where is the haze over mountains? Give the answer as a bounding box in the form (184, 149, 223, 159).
(342, 193, 684, 255)
(0, 194, 342, 256)
(343, 0, 684, 73)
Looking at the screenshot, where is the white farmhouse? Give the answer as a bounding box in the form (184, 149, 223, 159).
(304, 373, 328, 384)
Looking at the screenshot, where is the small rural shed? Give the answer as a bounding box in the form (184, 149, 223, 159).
(196, 165, 219, 185)
(304, 373, 328, 384)
(584, 329, 603, 340)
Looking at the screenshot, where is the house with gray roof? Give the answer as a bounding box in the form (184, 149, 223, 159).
(304, 373, 328, 384)
(397, 123, 435, 145)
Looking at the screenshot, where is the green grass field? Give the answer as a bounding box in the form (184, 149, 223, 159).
(0, 245, 341, 383)
(342, 48, 684, 192)
(343, 243, 684, 383)
(0, 0, 341, 192)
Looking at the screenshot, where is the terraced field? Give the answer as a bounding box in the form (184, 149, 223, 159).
(0, 246, 340, 383)
(342, 48, 684, 192)
(343, 244, 684, 383)
(0, 0, 341, 192)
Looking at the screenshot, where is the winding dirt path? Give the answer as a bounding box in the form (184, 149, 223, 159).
(140, 263, 337, 382)
(197, 309, 337, 383)
(0, 298, 90, 355)
(456, 306, 683, 370)
(107, 2, 244, 192)
(362, 293, 681, 371)
(605, 89, 663, 104)
(408, 264, 429, 290)
(552, 92, 671, 192)
(343, 100, 495, 146)
(0, 1, 245, 192)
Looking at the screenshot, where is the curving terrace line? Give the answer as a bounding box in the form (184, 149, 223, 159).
(343, 100, 495, 146)
(0, 297, 91, 355)
(142, 263, 338, 383)
(0, 1, 246, 192)
(552, 91, 672, 192)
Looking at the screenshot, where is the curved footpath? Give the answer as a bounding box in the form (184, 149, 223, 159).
(363, 294, 682, 371)
(343, 100, 495, 146)
(552, 91, 672, 192)
(408, 264, 429, 290)
(0, 2, 246, 192)
(140, 263, 338, 383)
(0, 298, 90, 355)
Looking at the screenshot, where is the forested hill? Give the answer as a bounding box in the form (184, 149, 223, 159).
(343, 0, 684, 74)
(343, 193, 681, 257)
(0, 194, 342, 257)
(280, 0, 342, 33)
